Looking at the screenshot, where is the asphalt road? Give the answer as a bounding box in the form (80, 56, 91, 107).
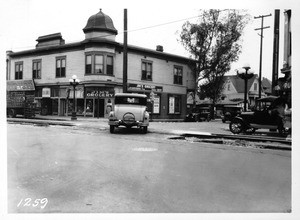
(7, 123, 291, 213)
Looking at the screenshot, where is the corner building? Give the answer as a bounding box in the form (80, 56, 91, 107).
(6, 9, 196, 121)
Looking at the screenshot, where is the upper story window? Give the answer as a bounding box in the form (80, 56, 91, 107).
(33, 60, 41, 79)
(86, 55, 92, 74)
(95, 55, 104, 74)
(142, 60, 152, 81)
(56, 57, 66, 78)
(254, 83, 258, 91)
(85, 53, 114, 75)
(174, 66, 183, 85)
(107, 55, 113, 75)
(15, 62, 23, 80)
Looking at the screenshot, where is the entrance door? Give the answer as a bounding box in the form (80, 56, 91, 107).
(95, 99, 104, 118)
(60, 99, 66, 116)
(41, 98, 52, 115)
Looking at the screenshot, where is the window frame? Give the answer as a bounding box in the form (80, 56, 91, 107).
(32, 59, 42, 79)
(173, 65, 183, 85)
(85, 52, 114, 76)
(55, 56, 66, 78)
(106, 55, 114, 75)
(15, 62, 23, 80)
(141, 60, 153, 81)
(254, 83, 258, 91)
(168, 94, 181, 114)
(94, 54, 104, 74)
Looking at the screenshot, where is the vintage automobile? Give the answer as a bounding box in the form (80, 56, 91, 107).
(229, 96, 291, 137)
(221, 105, 242, 123)
(185, 106, 211, 122)
(108, 93, 150, 133)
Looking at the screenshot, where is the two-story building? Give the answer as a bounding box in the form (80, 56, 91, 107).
(6, 9, 196, 121)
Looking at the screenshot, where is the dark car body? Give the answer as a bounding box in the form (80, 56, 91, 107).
(229, 97, 291, 136)
(221, 105, 242, 123)
(185, 107, 210, 122)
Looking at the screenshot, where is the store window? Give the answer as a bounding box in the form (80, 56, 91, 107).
(33, 60, 41, 79)
(56, 57, 66, 78)
(174, 66, 183, 85)
(142, 60, 152, 81)
(51, 87, 60, 97)
(152, 95, 161, 114)
(15, 62, 23, 80)
(168, 95, 181, 114)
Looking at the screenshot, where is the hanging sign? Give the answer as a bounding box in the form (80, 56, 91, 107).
(128, 83, 163, 92)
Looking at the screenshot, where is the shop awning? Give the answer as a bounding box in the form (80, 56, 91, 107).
(6, 80, 35, 91)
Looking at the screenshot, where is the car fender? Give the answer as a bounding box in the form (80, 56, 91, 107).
(232, 116, 244, 123)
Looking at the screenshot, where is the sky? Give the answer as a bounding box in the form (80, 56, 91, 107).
(0, 0, 298, 82)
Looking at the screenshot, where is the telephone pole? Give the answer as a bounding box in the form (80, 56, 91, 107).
(272, 10, 280, 95)
(254, 13, 271, 100)
(123, 9, 128, 93)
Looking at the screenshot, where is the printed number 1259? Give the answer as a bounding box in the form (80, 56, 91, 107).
(17, 198, 48, 209)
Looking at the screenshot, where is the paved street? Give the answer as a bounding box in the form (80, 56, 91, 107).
(7, 123, 291, 213)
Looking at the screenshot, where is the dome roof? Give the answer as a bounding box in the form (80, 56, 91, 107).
(83, 9, 118, 35)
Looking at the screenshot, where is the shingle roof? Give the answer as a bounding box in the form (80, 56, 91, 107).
(83, 9, 118, 35)
(224, 74, 258, 93)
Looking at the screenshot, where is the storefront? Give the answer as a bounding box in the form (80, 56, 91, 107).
(127, 83, 162, 117)
(34, 85, 115, 118)
(84, 86, 114, 118)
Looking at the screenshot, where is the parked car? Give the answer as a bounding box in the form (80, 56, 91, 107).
(108, 93, 150, 133)
(229, 97, 291, 137)
(185, 107, 211, 122)
(221, 105, 242, 123)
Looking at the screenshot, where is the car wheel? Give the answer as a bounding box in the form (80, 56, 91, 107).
(142, 126, 148, 134)
(110, 125, 115, 133)
(7, 109, 16, 118)
(278, 127, 288, 137)
(229, 119, 244, 134)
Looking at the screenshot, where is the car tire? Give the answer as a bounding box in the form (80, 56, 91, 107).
(229, 119, 244, 134)
(7, 109, 16, 118)
(142, 126, 148, 134)
(110, 125, 115, 133)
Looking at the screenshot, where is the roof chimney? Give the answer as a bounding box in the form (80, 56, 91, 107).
(156, 45, 163, 52)
(36, 33, 65, 48)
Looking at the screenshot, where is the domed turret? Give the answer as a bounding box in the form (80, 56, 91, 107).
(83, 9, 118, 40)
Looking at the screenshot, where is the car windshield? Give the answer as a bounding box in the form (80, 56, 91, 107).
(115, 96, 147, 106)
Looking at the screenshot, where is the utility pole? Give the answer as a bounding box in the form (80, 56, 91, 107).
(254, 13, 271, 101)
(272, 10, 280, 95)
(123, 9, 128, 93)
